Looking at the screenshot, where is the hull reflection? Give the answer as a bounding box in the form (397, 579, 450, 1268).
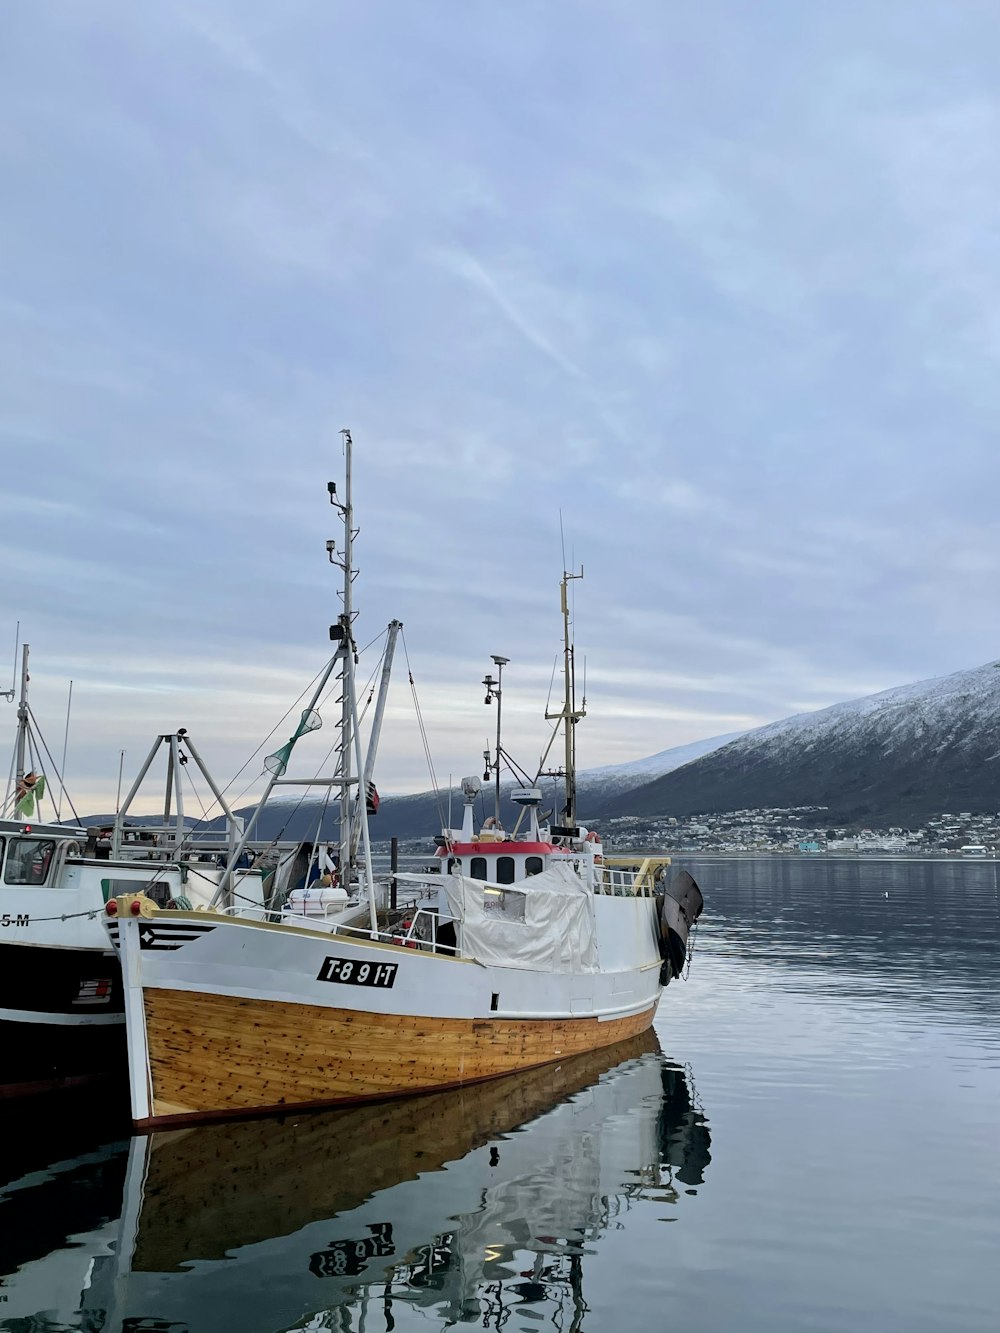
(0, 1101, 128, 1328)
(99, 1031, 710, 1332)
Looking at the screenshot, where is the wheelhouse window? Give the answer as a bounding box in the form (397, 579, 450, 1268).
(469, 857, 488, 880)
(496, 856, 516, 885)
(525, 856, 544, 876)
(483, 886, 526, 922)
(4, 838, 56, 886)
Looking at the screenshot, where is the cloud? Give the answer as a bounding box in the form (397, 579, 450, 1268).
(4, 0, 1000, 811)
(434, 246, 585, 381)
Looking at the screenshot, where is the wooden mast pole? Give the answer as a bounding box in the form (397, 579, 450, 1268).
(13, 643, 29, 791)
(549, 569, 584, 827)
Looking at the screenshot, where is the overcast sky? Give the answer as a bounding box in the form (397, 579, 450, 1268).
(3, 0, 1000, 816)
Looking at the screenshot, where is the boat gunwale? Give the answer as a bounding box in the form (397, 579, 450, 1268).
(137, 908, 478, 960)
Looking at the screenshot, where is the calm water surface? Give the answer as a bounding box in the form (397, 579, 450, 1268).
(1, 857, 998, 1332)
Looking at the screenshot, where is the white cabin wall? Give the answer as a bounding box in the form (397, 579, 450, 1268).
(592, 895, 660, 972)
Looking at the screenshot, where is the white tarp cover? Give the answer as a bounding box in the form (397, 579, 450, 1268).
(444, 861, 598, 973)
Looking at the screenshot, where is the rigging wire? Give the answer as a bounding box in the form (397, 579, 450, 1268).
(26, 706, 82, 825)
(24, 726, 35, 774)
(180, 756, 210, 822)
(2, 739, 15, 816)
(400, 629, 448, 836)
(183, 661, 330, 819)
(499, 749, 534, 787)
(192, 626, 391, 828)
(1, 621, 20, 811)
(61, 628, 396, 905)
(308, 781, 335, 876)
(112, 660, 338, 865)
(683, 916, 699, 980)
(142, 632, 387, 853)
(543, 651, 559, 718)
(224, 635, 390, 867)
(57, 679, 73, 823)
(103, 659, 345, 898)
(8, 622, 18, 697)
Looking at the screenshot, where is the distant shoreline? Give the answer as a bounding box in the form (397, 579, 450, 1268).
(663, 850, 999, 862)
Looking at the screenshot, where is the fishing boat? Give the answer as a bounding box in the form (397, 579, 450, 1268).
(0, 648, 262, 1098)
(67, 1034, 710, 1333)
(108, 431, 704, 1129)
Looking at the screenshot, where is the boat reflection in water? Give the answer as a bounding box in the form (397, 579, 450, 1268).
(102, 1030, 709, 1332)
(0, 1089, 132, 1329)
(1, 1032, 710, 1331)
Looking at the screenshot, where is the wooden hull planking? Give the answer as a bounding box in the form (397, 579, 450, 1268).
(142, 986, 658, 1127)
(134, 1028, 661, 1272)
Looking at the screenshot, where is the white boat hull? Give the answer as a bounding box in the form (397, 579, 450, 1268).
(111, 895, 664, 1128)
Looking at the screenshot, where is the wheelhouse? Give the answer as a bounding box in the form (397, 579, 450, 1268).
(440, 841, 553, 884)
(0, 823, 84, 888)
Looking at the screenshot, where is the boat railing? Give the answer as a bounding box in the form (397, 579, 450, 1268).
(328, 909, 463, 956)
(596, 857, 668, 897)
(115, 833, 230, 862)
(220, 902, 464, 956)
(596, 866, 645, 896)
(220, 905, 290, 923)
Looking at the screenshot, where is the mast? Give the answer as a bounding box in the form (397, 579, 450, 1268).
(546, 569, 585, 827)
(483, 654, 509, 825)
(212, 433, 362, 907)
(330, 429, 378, 933)
(13, 643, 29, 792)
(335, 428, 357, 892)
(3, 641, 29, 817)
(350, 618, 402, 859)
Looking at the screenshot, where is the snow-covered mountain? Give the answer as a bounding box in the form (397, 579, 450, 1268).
(602, 660, 1000, 826)
(578, 732, 745, 795)
(91, 663, 1000, 837)
(216, 731, 744, 843)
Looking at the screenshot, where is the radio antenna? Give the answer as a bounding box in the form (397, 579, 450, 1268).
(2, 620, 18, 703)
(56, 680, 73, 821)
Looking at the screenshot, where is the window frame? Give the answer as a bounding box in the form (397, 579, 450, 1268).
(483, 885, 526, 923)
(496, 856, 516, 885)
(4, 837, 57, 886)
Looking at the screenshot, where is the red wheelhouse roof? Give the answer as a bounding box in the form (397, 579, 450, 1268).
(436, 841, 556, 857)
